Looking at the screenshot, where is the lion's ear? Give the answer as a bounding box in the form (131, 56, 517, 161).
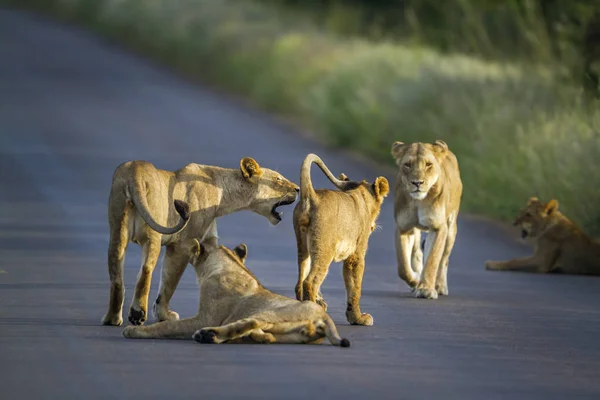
(391, 141, 406, 161)
(544, 199, 559, 215)
(373, 177, 389, 200)
(233, 244, 248, 263)
(527, 196, 539, 206)
(240, 157, 263, 183)
(433, 140, 448, 154)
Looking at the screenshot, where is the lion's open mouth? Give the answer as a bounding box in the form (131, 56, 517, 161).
(521, 230, 528, 238)
(271, 198, 296, 221)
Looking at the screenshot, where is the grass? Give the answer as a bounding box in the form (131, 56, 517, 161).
(5, 0, 600, 234)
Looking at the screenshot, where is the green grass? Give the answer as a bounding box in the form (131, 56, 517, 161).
(6, 0, 600, 233)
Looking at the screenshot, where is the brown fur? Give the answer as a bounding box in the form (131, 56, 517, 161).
(292, 154, 389, 326)
(101, 158, 299, 327)
(485, 197, 600, 275)
(391, 140, 463, 299)
(122, 241, 350, 347)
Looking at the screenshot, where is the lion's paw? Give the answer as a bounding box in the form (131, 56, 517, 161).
(153, 303, 180, 322)
(101, 313, 123, 326)
(128, 306, 146, 326)
(193, 329, 217, 344)
(435, 283, 449, 296)
(316, 298, 328, 312)
(485, 260, 500, 270)
(347, 312, 374, 326)
(122, 325, 138, 338)
(414, 286, 438, 300)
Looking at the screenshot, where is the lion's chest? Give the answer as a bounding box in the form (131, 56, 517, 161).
(395, 205, 445, 232)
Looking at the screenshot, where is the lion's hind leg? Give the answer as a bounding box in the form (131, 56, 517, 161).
(192, 318, 261, 344)
(294, 221, 311, 302)
(102, 192, 133, 326)
(261, 320, 324, 344)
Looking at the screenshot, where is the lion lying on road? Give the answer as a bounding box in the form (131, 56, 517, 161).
(123, 240, 350, 347)
(391, 140, 463, 299)
(293, 154, 389, 326)
(102, 158, 299, 327)
(485, 197, 600, 275)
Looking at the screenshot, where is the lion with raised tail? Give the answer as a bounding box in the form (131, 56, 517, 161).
(102, 158, 299, 327)
(486, 197, 600, 275)
(123, 240, 350, 347)
(391, 140, 463, 300)
(293, 153, 389, 326)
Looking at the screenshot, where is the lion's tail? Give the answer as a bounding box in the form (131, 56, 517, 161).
(127, 171, 190, 235)
(322, 315, 350, 348)
(299, 154, 348, 213)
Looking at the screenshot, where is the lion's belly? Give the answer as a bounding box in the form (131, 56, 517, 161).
(129, 212, 214, 245)
(333, 239, 356, 262)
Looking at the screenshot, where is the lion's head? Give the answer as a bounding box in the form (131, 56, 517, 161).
(239, 157, 299, 225)
(341, 176, 390, 229)
(513, 197, 559, 239)
(189, 240, 247, 265)
(391, 140, 448, 201)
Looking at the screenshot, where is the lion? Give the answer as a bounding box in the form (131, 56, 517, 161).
(485, 197, 600, 275)
(122, 239, 351, 347)
(390, 140, 463, 300)
(101, 158, 299, 327)
(293, 154, 389, 326)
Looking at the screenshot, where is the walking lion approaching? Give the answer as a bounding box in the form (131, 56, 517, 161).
(391, 140, 463, 299)
(123, 239, 350, 347)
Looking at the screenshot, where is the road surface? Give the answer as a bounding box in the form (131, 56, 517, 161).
(1, 8, 599, 400)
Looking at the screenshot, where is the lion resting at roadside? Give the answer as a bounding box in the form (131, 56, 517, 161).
(102, 158, 299, 327)
(485, 197, 600, 275)
(293, 154, 389, 326)
(391, 140, 463, 299)
(123, 240, 350, 347)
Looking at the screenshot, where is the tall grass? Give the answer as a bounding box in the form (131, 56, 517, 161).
(5, 0, 600, 233)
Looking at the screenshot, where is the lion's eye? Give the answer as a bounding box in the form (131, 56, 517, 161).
(525, 212, 532, 218)
(276, 176, 283, 182)
(403, 163, 411, 169)
(425, 162, 433, 168)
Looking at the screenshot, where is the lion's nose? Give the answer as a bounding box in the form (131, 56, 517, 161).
(294, 186, 300, 193)
(411, 180, 424, 189)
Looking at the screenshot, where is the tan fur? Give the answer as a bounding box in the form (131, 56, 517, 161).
(122, 241, 350, 348)
(292, 154, 389, 326)
(101, 158, 299, 327)
(485, 197, 600, 275)
(391, 140, 463, 299)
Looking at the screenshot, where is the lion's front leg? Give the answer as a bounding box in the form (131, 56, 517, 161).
(415, 225, 448, 300)
(395, 227, 420, 289)
(435, 219, 457, 296)
(411, 229, 424, 276)
(129, 236, 161, 325)
(486, 246, 559, 274)
(122, 317, 204, 339)
(153, 245, 190, 322)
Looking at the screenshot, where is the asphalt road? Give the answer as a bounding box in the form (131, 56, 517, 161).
(1, 8, 600, 400)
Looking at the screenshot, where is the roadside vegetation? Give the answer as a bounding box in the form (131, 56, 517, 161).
(5, 0, 600, 233)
